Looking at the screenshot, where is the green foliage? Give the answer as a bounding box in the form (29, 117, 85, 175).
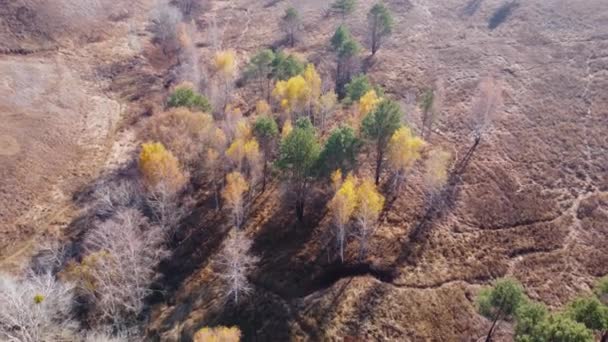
(167, 86, 212, 113)
(345, 74, 372, 102)
(332, 0, 357, 17)
(596, 276, 608, 303)
(420, 89, 435, 114)
(331, 25, 350, 51)
(317, 125, 360, 175)
(535, 314, 594, 342)
(33, 294, 45, 304)
(246, 49, 275, 80)
(361, 99, 402, 143)
(253, 116, 279, 142)
(276, 117, 320, 178)
(566, 296, 608, 332)
(368, 2, 394, 54)
(477, 278, 526, 320)
(272, 51, 305, 81)
(338, 39, 360, 59)
(284, 7, 299, 22)
(515, 301, 548, 341)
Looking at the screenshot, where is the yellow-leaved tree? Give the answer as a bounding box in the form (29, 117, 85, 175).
(319, 91, 338, 131)
(354, 179, 385, 260)
(387, 126, 425, 193)
(139, 142, 187, 193)
(424, 148, 452, 206)
(213, 50, 238, 115)
(222, 171, 249, 228)
(256, 99, 271, 116)
(226, 137, 262, 182)
(273, 75, 309, 119)
(359, 89, 380, 116)
(193, 326, 241, 342)
(331, 168, 343, 192)
(329, 173, 358, 262)
(303, 63, 322, 117)
(281, 120, 293, 140)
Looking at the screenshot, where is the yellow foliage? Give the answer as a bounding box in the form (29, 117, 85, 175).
(212, 127, 228, 151)
(244, 139, 261, 163)
(330, 174, 358, 226)
(222, 172, 249, 207)
(359, 90, 380, 117)
(194, 326, 241, 342)
(146, 107, 214, 164)
(355, 179, 385, 222)
(226, 138, 260, 170)
(320, 91, 338, 112)
(226, 139, 246, 166)
(272, 75, 309, 114)
(331, 169, 343, 191)
(139, 142, 186, 192)
(214, 50, 237, 78)
(424, 148, 451, 189)
(256, 100, 271, 116)
(303, 63, 322, 106)
(235, 119, 252, 141)
(281, 120, 293, 139)
(33, 294, 45, 304)
(64, 251, 112, 293)
(388, 126, 425, 171)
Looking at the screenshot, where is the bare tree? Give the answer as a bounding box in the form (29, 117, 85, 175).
(93, 180, 143, 218)
(69, 209, 168, 330)
(146, 181, 188, 237)
(0, 272, 78, 342)
(471, 77, 503, 145)
(149, 2, 184, 56)
(172, 0, 207, 18)
(214, 231, 259, 304)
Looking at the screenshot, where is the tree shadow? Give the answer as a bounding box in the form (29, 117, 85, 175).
(461, 0, 483, 18)
(488, 1, 520, 30)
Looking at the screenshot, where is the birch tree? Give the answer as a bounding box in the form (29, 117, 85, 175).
(214, 231, 259, 304)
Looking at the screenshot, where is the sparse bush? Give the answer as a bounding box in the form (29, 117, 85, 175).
(331, 0, 357, 19)
(214, 231, 259, 304)
(367, 3, 394, 55)
(0, 272, 77, 342)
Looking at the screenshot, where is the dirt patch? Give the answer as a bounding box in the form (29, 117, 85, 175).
(0, 135, 20, 156)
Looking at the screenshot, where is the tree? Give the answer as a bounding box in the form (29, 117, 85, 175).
(213, 50, 238, 114)
(214, 231, 259, 304)
(345, 74, 372, 103)
(359, 89, 381, 117)
(273, 75, 309, 119)
(367, 3, 394, 55)
(596, 276, 608, 305)
(271, 51, 305, 81)
(353, 179, 384, 259)
(361, 99, 403, 185)
(68, 209, 168, 330)
(194, 326, 241, 342)
(331, 25, 350, 51)
(167, 84, 213, 113)
(222, 172, 249, 228)
(566, 297, 608, 341)
(317, 125, 360, 175)
(335, 37, 360, 97)
(253, 116, 279, 191)
(204, 148, 224, 210)
(281, 120, 293, 140)
(276, 118, 321, 221)
(246, 49, 276, 99)
(477, 278, 526, 342)
(423, 148, 452, 206)
(139, 142, 187, 193)
(535, 314, 594, 342)
(387, 126, 425, 193)
(172, 0, 207, 18)
(420, 87, 443, 139)
(514, 301, 548, 341)
(318, 91, 338, 131)
(149, 4, 183, 57)
(0, 272, 77, 342)
(303, 64, 322, 119)
(329, 174, 357, 262)
(332, 0, 357, 19)
(282, 7, 301, 47)
(471, 77, 503, 145)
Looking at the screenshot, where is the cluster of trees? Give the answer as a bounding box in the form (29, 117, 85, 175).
(478, 277, 608, 342)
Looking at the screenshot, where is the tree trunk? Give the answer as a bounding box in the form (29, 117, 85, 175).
(262, 157, 268, 193)
(601, 331, 607, 342)
(375, 142, 384, 185)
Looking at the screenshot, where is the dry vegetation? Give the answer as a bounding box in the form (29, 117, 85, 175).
(1, 0, 607, 341)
